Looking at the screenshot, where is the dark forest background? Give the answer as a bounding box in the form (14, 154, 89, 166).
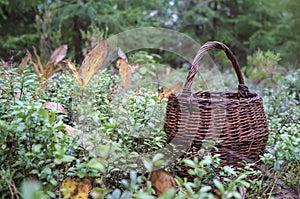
(0, 0, 299, 68)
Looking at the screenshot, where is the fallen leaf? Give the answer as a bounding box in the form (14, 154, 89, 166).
(158, 82, 183, 99)
(64, 124, 76, 136)
(116, 56, 131, 91)
(19, 50, 31, 73)
(48, 71, 63, 80)
(62, 178, 92, 199)
(43, 102, 68, 115)
(63, 124, 84, 137)
(43, 45, 68, 79)
(149, 169, 176, 196)
(116, 48, 139, 91)
(65, 60, 84, 89)
(78, 39, 108, 89)
(51, 45, 68, 66)
(117, 47, 128, 62)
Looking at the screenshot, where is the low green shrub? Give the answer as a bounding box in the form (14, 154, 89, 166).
(248, 69, 300, 198)
(1, 63, 299, 198)
(245, 50, 283, 87)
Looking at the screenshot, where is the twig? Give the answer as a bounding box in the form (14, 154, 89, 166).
(0, 172, 21, 199)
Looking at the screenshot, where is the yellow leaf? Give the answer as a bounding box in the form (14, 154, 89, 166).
(62, 178, 92, 199)
(66, 60, 84, 89)
(158, 82, 183, 99)
(78, 40, 108, 89)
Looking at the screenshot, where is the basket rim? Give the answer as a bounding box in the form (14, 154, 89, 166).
(192, 90, 260, 98)
(170, 89, 262, 101)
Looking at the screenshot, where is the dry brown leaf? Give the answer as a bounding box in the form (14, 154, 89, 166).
(116, 57, 131, 91)
(43, 45, 68, 79)
(0, 58, 9, 68)
(149, 169, 176, 196)
(64, 124, 76, 136)
(0, 57, 14, 68)
(117, 47, 128, 62)
(66, 60, 84, 89)
(19, 50, 31, 73)
(62, 178, 92, 199)
(29, 59, 40, 75)
(158, 82, 183, 99)
(28, 51, 40, 75)
(63, 124, 84, 137)
(48, 71, 63, 80)
(78, 39, 108, 89)
(43, 102, 68, 115)
(50, 45, 68, 66)
(32, 46, 44, 74)
(116, 48, 139, 91)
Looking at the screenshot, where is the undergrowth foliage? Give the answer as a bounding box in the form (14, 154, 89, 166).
(0, 68, 83, 198)
(0, 63, 299, 198)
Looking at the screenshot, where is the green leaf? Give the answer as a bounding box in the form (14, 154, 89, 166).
(39, 108, 49, 120)
(127, 163, 138, 168)
(41, 167, 51, 175)
(16, 123, 26, 132)
(46, 191, 56, 198)
(49, 112, 56, 124)
(88, 159, 105, 172)
(231, 191, 242, 199)
(153, 160, 164, 167)
(223, 166, 237, 176)
(111, 188, 121, 199)
(213, 179, 225, 193)
(152, 153, 164, 163)
(183, 159, 196, 168)
(61, 155, 75, 163)
(157, 188, 175, 199)
(120, 191, 132, 199)
(49, 178, 57, 186)
(21, 180, 46, 199)
(235, 173, 248, 182)
(200, 155, 212, 166)
(142, 157, 153, 172)
(199, 186, 212, 193)
(30, 169, 39, 175)
(33, 144, 42, 153)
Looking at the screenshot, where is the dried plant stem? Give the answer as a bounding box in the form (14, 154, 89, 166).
(0, 173, 20, 199)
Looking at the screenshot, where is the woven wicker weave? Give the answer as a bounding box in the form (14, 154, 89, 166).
(164, 41, 269, 171)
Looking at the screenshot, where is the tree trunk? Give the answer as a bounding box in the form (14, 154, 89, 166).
(73, 15, 83, 64)
(212, 1, 218, 40)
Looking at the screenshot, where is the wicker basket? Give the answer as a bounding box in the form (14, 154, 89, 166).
(164, 41, 269, 172)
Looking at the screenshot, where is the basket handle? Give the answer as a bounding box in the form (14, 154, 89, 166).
(183, 41, 249, 96)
